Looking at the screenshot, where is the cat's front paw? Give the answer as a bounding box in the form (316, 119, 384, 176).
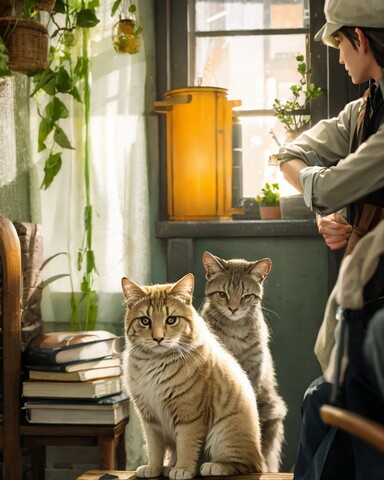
(169, 467, 195, 479)
(200, 462, 238, 476)
(136, 464, 163, 478)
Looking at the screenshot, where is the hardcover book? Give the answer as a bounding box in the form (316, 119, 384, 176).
(28, 365, 122, 382)
(26, 356, 121, 373)
(24, 393, 130, 425)
(22, 376, 122, 399)
(25, 331, 120, 366)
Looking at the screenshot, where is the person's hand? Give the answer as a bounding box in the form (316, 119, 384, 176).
(317, 213, 352, 250)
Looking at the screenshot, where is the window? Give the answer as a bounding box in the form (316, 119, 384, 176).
(188, 0, 310, 198)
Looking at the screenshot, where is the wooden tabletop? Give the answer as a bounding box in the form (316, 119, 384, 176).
(76, 471, 294, 480)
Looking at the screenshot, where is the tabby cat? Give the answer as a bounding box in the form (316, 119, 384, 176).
(201, 252, 287, 472)
(121, 273, 266, 479)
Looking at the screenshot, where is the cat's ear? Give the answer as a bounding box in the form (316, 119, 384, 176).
(170, 273, 194, 304)
(202, 251, 225, 278)
(121, 277, 147, 308)
(250, 258, 272, 281)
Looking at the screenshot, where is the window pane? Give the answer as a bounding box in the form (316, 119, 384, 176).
(195, 34, 307, 110)
(239, 116, 298, 197)
(195, 0, 309, 31)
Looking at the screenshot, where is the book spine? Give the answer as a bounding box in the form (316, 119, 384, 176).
(25, 347, 58, 365)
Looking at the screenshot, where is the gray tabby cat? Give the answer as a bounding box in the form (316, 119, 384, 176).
(201, 252, 287, 472)
(121, 273, 266, 479)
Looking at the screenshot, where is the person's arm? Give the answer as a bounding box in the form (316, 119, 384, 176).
(280, 159, 306, 193)
(279, 114, 384, 215)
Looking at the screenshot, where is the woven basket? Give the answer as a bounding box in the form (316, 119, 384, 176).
(35, 0, 56, 12)
(0, 17, 48, 73)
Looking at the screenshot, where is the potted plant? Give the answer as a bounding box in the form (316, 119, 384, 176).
(111, 1, 142, 54)
(273, 54, 323, 142)
(256, 182, 281, 220)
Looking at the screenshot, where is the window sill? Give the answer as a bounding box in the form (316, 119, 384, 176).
(156, 219, 318, 238)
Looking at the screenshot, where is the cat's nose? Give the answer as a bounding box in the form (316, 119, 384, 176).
(228, 307, 238, 314)
(153, 336, 164, 344)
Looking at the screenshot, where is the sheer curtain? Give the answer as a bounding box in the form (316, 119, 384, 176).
(29, 0, 153, 467)
(30, 1, 152, 324)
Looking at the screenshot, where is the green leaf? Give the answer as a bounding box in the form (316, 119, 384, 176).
(111, 0, 122, 16)
(41, 153, 62, 189)
(69, 86, 82, 102)
(86, 250, 96, 273)
(53, 0, 66, 14)
(56, 67, 72, 93)
(73, 57, 85, 78)
(0, 38, 12, 76)
(76, 9, 100, 28)
(23, 0, 35, 19)
(38, 118, 54, 152)
(54, 126, 74, 149)
(30, 68, 56, 96)
(77, 250, 83, 271)
(45, 97, 69, 122)
(80, 275, 90, 293)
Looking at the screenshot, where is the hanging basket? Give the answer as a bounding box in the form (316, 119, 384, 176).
(34, 0, 56, 12)
(0, 17, 48, 73)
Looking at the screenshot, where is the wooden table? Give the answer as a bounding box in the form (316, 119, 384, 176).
(77, 471, 294, 480)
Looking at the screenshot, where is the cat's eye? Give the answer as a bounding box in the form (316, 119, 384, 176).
(166, 316, 178, 325)
(217, 292, 227, 299)
(139, 316, 151, 327)
(242, 293, 255, 301)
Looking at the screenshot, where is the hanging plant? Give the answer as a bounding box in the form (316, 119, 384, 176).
(111, 1, 142, 54)
(30, 0, 100, 330)
(0, 0, 50, 75)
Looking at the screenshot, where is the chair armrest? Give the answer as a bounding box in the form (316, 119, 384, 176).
(320, 404, 384, 454)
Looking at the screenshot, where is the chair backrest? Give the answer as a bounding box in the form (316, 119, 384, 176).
(0, 214, 22, 478)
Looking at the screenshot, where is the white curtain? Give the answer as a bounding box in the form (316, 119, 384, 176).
(29, 1, 153, 468)
(30, 1, 152, 325)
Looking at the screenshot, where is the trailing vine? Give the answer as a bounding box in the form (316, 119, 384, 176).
(30, 0, 100, 330)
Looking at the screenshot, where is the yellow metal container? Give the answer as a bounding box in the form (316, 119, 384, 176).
(154, 87, 242, 220)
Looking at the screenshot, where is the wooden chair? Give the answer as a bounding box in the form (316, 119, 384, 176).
(320, 404, 384, 454)
(0, 214, 128, 479)
(0, 214, 23, 479)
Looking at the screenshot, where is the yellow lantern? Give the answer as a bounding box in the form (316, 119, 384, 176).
(154, 87, 242, 221)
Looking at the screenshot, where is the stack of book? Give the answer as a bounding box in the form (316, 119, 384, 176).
(22, 330, 129, 425)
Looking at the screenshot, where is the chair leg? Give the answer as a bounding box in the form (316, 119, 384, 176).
(98, 436, 115, 470)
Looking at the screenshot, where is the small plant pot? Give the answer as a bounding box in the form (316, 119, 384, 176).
(259, 205, 282, 220)
(112, 19, 141, 54)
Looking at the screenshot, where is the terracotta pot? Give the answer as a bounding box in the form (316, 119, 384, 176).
(259, 205, 281, 220)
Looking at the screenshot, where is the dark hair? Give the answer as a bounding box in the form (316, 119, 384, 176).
(336, 26, 384, 67)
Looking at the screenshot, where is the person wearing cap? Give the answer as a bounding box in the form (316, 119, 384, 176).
(277, 0, 384, 479)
